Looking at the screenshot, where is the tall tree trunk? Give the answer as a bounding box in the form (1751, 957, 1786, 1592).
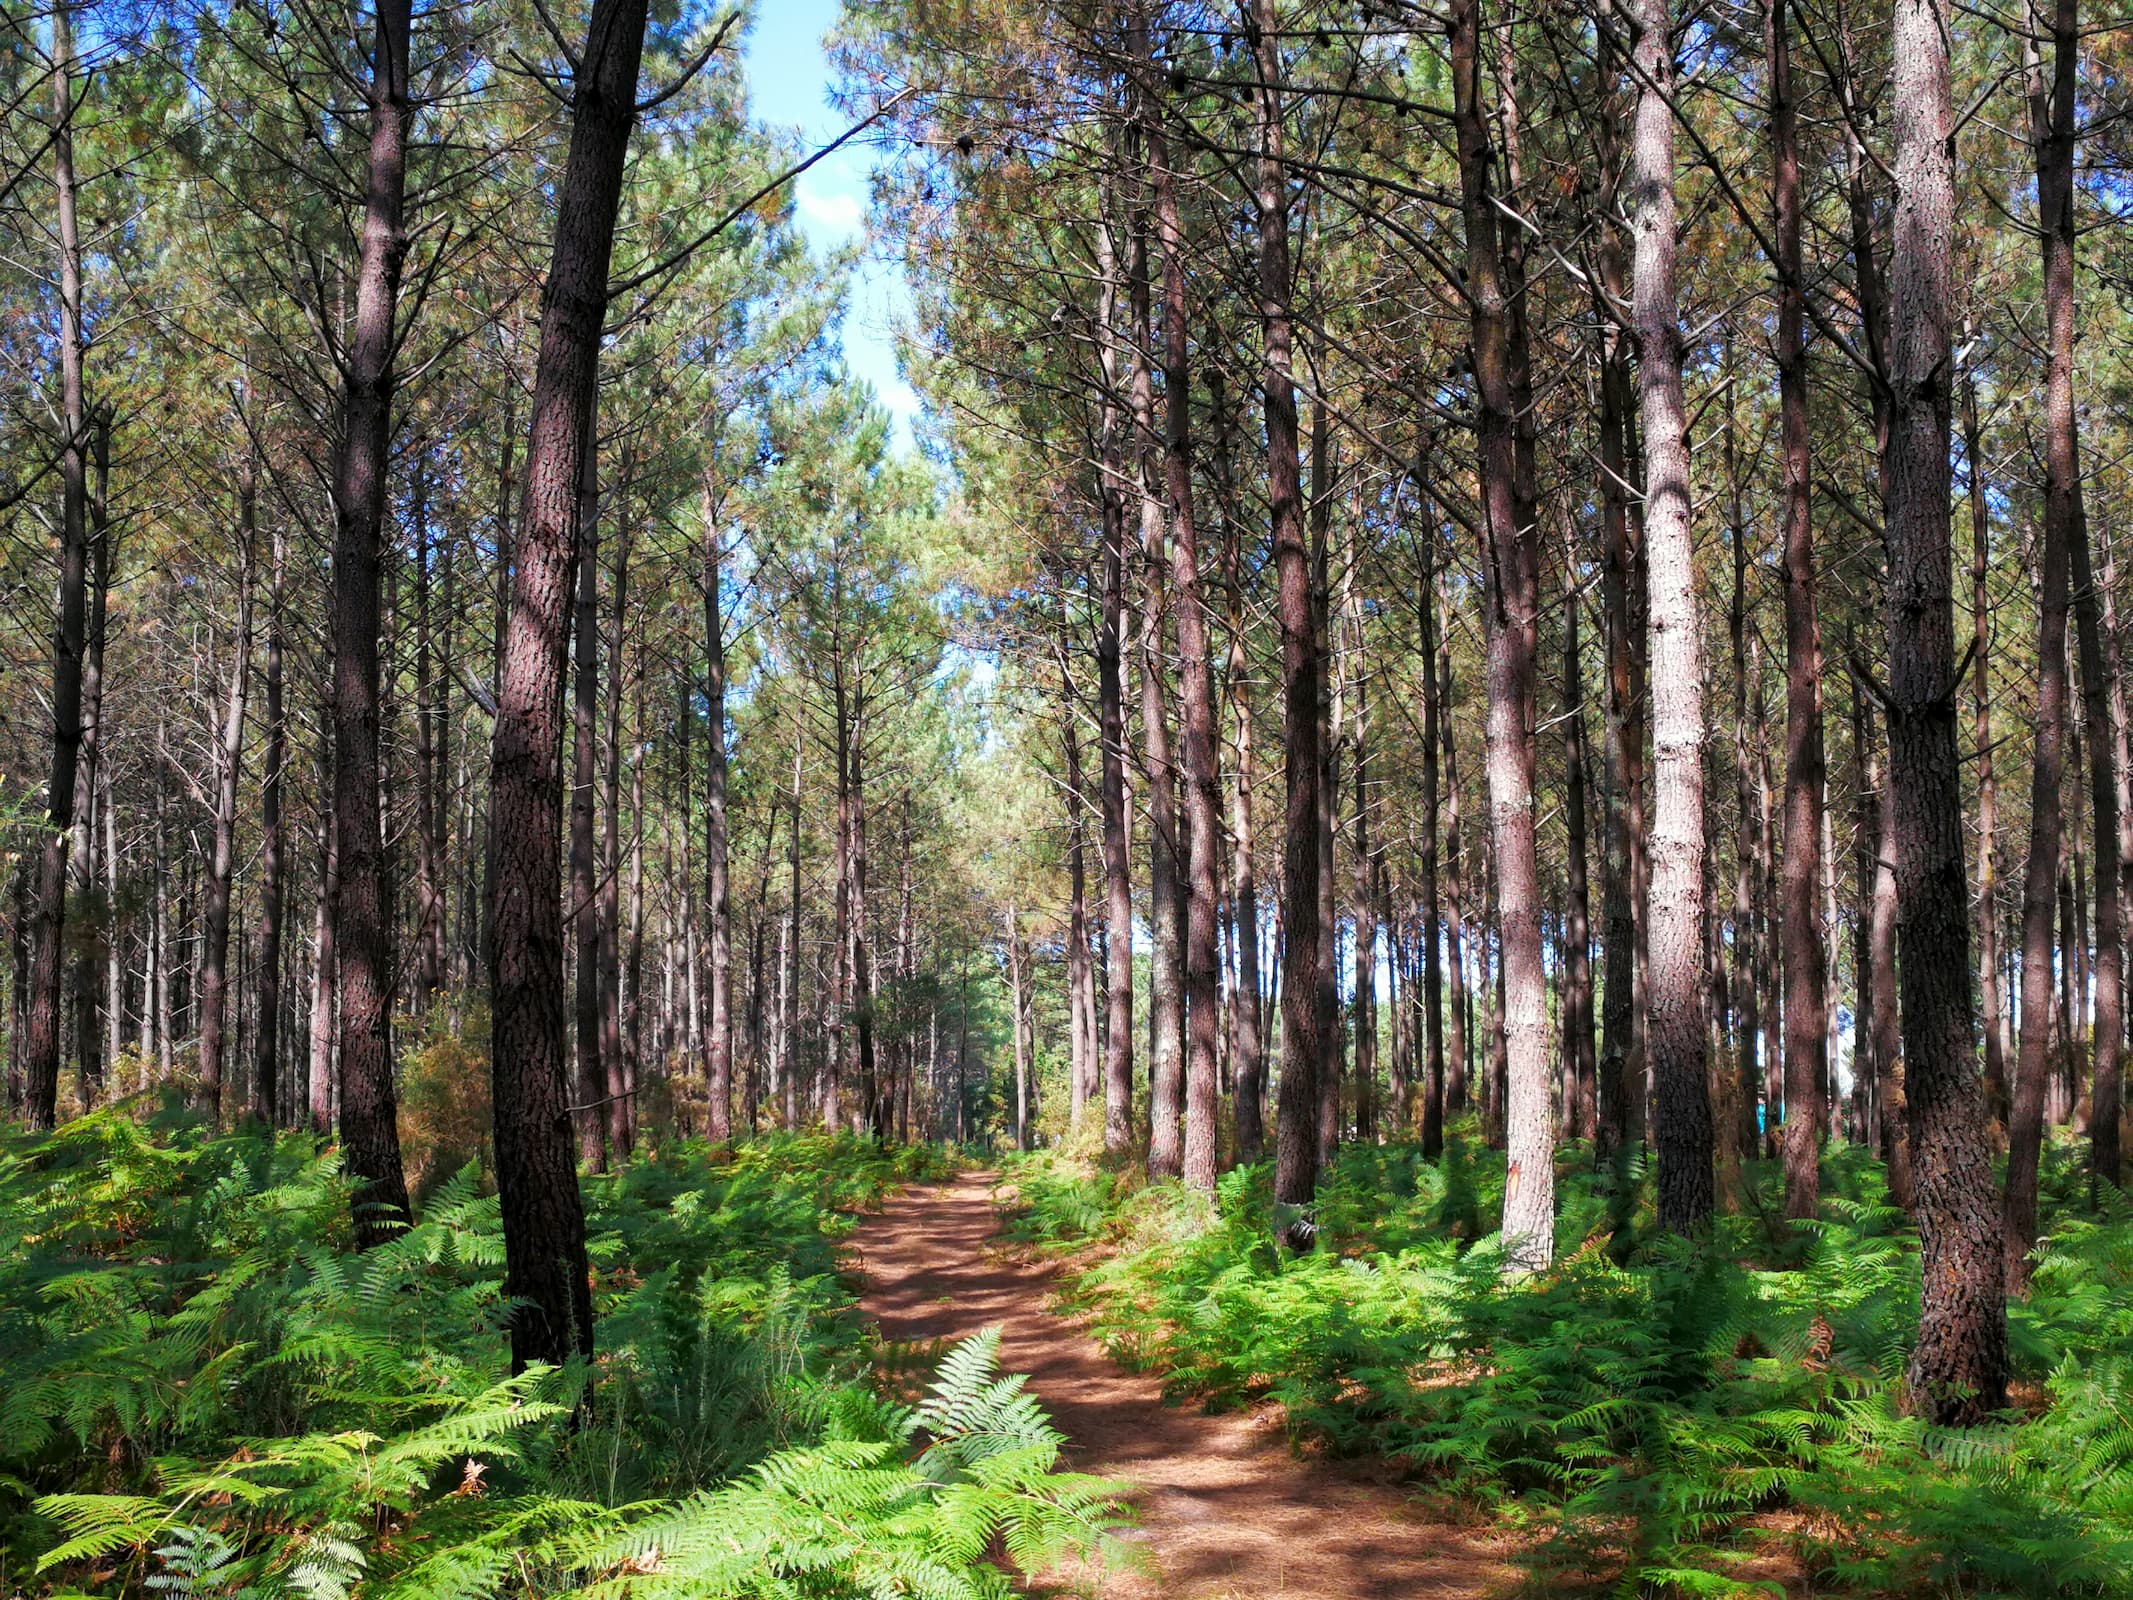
(1861, 688, 1913, 1205)
(2030, 0, 2123, 1195)
(1418, 469, 1447, 1160)
(1007, 902, 1030, 1150)
(703, 478, 734, 1141)
(1140, 61, 1224, 1191)
(1963, 370, 2008, 1126)
(196, 496, 256, 1122)
(411, 445, 443, 1008)
(1095, 202, 1137, 1161)
(1630, 0, 1714, 1232)
(599, 515, 630, 1160)
(307, 728, 337, 1132)
(1312, 408, 1342, 1170)
(570, 422, 607, 1171)
(2012, 0, 2096, 1279)
(783, 724, 803, 1131)
(484, 0, 646, 1372)
(71, 415, 112, 1106)
(1123, 122, 1185, 1180)
(1768, 0, 1830, 1216)
(1727, 412, 1761, 1171)
(2100, 526, 2133, 1185)
(1214, 378, 1265, 1163)
(1561, 515, 1596, 1143)
(331, 0, 416, 1241)
(1441, 571, 1471, 1122)
(22, 0, 90, 1131)
(1062, 690, 1099, 1126)
(1250, 0, 1322, 1241)
(253, 526, 288, 1124)
(1883, 0, 2007, 1422)
(1452, 0, 1553, 1267)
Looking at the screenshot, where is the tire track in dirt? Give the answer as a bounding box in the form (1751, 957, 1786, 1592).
(850, 1171, 1519, 1599)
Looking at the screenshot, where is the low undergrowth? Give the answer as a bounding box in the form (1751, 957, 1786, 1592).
(1002, 1132, 2133, 1598)
(2, 1110, 1125, 1598)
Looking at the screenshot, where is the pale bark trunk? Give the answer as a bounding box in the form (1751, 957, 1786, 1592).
(1630, 0, 1713, 1231)
(1452, 0, 1552, 1268)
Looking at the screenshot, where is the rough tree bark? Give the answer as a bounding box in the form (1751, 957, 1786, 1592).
(2012, 0, 2099, 1283)
(330, 0, 417, 1241)
(570, 421, 608, 1170)
(2032, 0, 2122, 1196)
(1882, 0, 2008, 1422)
(484, 0, 647, 1371)
(1451, 0, 1553, 1268)
(253, 525, 288, 1124)
(22, 0, 91, 1132)
(703, 475, 734, 1141)
(1095, 199, 1137, 1161)
(1768, 0, 1829, 1218)
(1250, 0, 1323, 1242)
(1962, 370, 2009, 1126)
(196, 495, 256, 1122)
(1142, 55, 1223, 1192)
(1629, 0, 1714, 1232)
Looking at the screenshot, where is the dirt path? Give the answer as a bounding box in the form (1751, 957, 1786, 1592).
(850, 1171, 1519, 1600)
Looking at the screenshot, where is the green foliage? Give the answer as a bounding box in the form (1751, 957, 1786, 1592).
(1004, 1138, 2133, 1597)
(0, 1117, 1119, 1598)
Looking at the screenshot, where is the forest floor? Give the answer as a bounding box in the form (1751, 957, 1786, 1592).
(850, 1170, 1522, 1599)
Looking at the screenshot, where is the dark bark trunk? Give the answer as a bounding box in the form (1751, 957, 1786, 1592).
(1313, 408, 1341, 1171)
(1883, 0, 2007, 1422)
(1593, 146, 1641, 1160)
(1131, 79, 1222, 1189)
(23, 0, 90, 1132)
(1560, 514, 1596, 1144)
(570, 419, 607, 1171)
(2009, 0, 2089, 1288)
(703, 477, 734, 1140)
(1095, 201, 1137, 1161)
(484, 0, 646, 1372)
(331, 0, 416, 1241)
(197, 494, 256, 1122)
(412, 445, 443, 1008)
(253, 526, 288, 1124)
(2100, 528, 2133, 1186)
(1963, 372, 2009, 1127)
(1769, 0, 1829, 1217)
(1419, 468, 1447, 1160)
(70, 415, 112, 1106)
(1249, 0, 1322, 1241)
(308, 721, 337, 1133)
(2031, 0, 2122, 1194)
(1441, 574, 1471, 1123)
(599, 514, 630, 1160)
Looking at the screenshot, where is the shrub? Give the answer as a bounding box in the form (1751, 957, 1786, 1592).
(1, 1116, 1119, 1598)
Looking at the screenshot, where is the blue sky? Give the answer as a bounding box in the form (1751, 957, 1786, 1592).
(741, 0, 921, 448)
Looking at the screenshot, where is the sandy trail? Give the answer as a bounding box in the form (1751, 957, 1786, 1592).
(849, 1171, 1518, 1600)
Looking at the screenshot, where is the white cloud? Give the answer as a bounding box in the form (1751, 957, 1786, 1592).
(794, 182, 865, 240)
